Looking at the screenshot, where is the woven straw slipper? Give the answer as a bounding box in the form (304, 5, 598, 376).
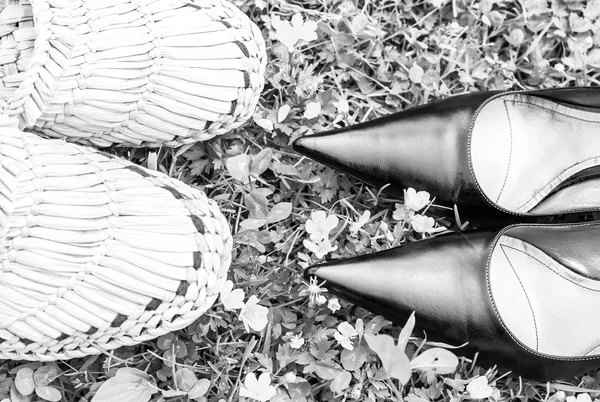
(0, 118, 232, 361)
(0, 0, 266, 147)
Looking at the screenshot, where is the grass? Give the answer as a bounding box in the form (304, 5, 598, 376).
(2, 0, 600, 401)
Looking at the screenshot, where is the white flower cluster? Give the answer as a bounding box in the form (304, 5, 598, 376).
(220, 280, 269, 333)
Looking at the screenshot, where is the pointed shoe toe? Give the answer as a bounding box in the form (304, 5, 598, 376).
(306, 221, 600, 381)
(0, 126, 232, 361)
(293, 87, 600, 225)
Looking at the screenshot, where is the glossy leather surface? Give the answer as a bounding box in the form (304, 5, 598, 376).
(293, 87, 600, 226)
(305, 221, 600, 380)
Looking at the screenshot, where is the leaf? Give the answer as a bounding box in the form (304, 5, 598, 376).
(244, 190, 269, 219)
(147, 152, 158, 171)
(250, 148, 273, 176)
(34, 364, 59, 387)
(410, 348, 458, 375)
(267, 203, 292, 224)
(330, 370, 352, 395)
(314, 363, 340, 380)
(397, 312, 416, 352)
(157, 333, 175, 350)
(255, 352, 274, 373)
(587, 48, 600, 67)
(15, 368, 35, 396)
(174, 368, 197, 392)
(364, 333, 411, 384)
(365, 316, 391, 335)
(35, 386, 61, 402)
(278, 105, 291, 123)
(188, 378, 210, 399)
(240, 218, 268, 230)
(487, 10, 504, 27)
(173, 340, 188, 358)
(226, 154, 251, 183)
(409, 64, 424, 84)
(271, 160, 300, 177)
(161, 389, 188, 397)
(287, 380, 312, 399)
(10, 383, 32, 402)
(255, 118, 274, 131)
(341, 346, 368, 372)
(91, 368, 157, 402)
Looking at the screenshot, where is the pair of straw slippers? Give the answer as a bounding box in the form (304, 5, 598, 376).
(0, 0, 265, 360)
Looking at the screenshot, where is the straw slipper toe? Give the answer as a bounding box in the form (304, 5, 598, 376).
(0, 0, 266, 147)
(0, 124, 232, 361)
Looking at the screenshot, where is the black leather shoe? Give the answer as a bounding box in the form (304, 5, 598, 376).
(294, 87, 600, 227)
(305, 221, 600, 381)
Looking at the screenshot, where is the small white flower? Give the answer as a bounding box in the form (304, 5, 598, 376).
(304, 101, 321, 119)
(305, 210, 339, 242)
(300, 276, 328, 305)
(271, 13, 318, 52)
(239, 296, 269, 332)
(239, 372, 277, 402)
(334, 322, 358, 351)
(327, 297, 341, 313)
(567, 394, 593, 402)
(411, 214, 436, 234)
(392, 203, 409, 221)
(283, 372, 297, 383)
(220, 280, 245, 311)
(290, 334, 305, 349)
(349, 210, 370, 236)
(550, 391, 567, 402)
(335, 98, 350, 114)
(303, 238, 337, 259)
(379, 221, 395, 242)
(466, 376, 493, 399)
(404, 188, 431, 212)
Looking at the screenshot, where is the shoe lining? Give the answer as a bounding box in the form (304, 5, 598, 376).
(489, 235, 600, 357)
(471, 93, 600, 215)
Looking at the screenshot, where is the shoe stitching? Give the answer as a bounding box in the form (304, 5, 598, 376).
(506, 99, 600, 124)
(583, 342, 600, 356)
(504, 98, 600, 212)
(499, 244, 539, 351)
(468, 92, 600, 216)
(506, 97, 600, 211)
(495, 100, 513, 203)
(502, 240, 600, 357)
(514, 156, 600, 212)
(486, 221, 600, 362)
(500, 243, 600, 292)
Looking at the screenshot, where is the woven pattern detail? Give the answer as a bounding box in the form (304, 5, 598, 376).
(0, 122, 232, 361)
(0, 0, 266, 147)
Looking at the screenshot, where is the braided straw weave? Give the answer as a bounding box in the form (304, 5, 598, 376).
(0, 118, 233, 361)
(0, 0, 266, 147)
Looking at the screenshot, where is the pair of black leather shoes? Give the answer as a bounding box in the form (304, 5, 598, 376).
(293, 87, 600, 381)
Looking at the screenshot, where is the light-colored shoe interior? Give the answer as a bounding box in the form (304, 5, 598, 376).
(470, 93, 600, 215)
(489, 233, 600, 357)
